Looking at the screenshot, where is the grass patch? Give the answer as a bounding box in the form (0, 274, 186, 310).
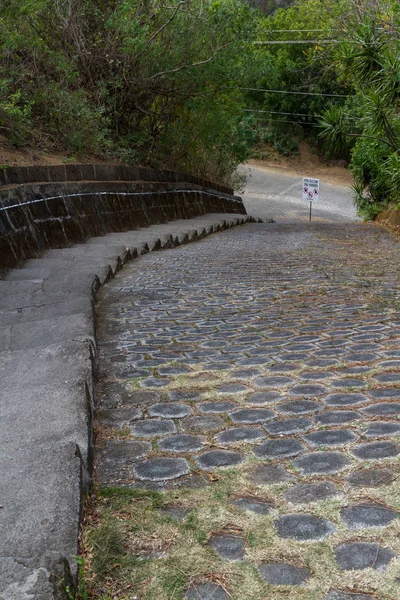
(90, 518, 125, 580)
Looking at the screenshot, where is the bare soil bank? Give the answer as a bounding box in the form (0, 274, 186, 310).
(248, 141, 353, 188)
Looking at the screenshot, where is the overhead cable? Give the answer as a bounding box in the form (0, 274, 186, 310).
(243, 108, 316, 117)
(237, 87, 349, 98)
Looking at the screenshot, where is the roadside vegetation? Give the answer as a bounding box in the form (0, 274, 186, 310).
(245, 0, 400, 219)
(0, 0, 262, 185)
(1, 0, 400, 214)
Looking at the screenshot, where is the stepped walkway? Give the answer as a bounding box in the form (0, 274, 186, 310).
(0, 213, 254, 598)
(90, 193, 400, 598)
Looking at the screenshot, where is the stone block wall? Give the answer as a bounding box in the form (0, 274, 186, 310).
(0, 164, 246, 269)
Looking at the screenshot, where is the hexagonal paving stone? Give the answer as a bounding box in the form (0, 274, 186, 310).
(97, 440, 152, 484)
(237, 357, 272, 366)
(231, 496, 272, 515)
(158, 434, 203, 453)
(352, 333, 383, 342)
(293, 451, 350, 475)
(364, 421, 400, 437)
(369, 388, 400, 399)
(324, 393, 369, 407)
(351, 343, 379, 351)
(281, 352, 310, 361)
(314, 410, 360, 426)
(274, 514, 336, 541)
(318, 339, 348, 347)
(315, 348, 348, 358)
(158, 365, 192, 375)
(248, 464, 294, 485)
(352, 441, 399, 460)
(135, 359, 166, 368)
(298, 371, 335, 380)
(208, 363, 234, 371)
(361, 402, 400, 416)
(230, 408, 275, 424)
(130, 419, 177, 438)
(231, 368, 261, 379)
(246, 391, 281, 405)
(374, 372, 400, 383)
(264, 417, 313, 436)
(217, 383, 249, 394)
(358, 324, 387, 331)
(133, 457, 190, 481)
(120, 368, 150, 378)
(341, 366, 371, 374)
(335, 542, 395, 571)
(284, 482, 340, 504)
(345, 353, 379, 363)
(97, 407, 143, 427)
(197, 401, 238, 414)
(147, 402, 192, 418)
(330, 378, 367, 389)
(340, 503, 398, 529)
(383, 350, 400, 357)
(285, 342, 316, 351)
(122, 390, 162, 406)
(254, 376, 295, 388)
(99, 439, 151, 462)
(181, 416, 225, 433)
(258, 563, 310, 586)
(302, 429, 358, 447)
(289, 384, 327, 396)
(215, 427, 265, 445)
(276, 400, 322, 415)
(306, 358, 339, 368)
(378, 360, 400, 368)
(140, 377, 171, 388)
(254, 439, 306, 459)
(347, 468, 394, 487)
(185, 583, 229, 600)
(196, 450, 243, 470)
(208, 533, 246, 560)
(269, 363, 299, 373)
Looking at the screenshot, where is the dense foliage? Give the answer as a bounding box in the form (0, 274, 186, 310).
(0, 0, 260, 183)
(242, 1, 349, 155)
(318, 1, 400, 218)
(2, 0, 400, 214)
(243, 0, 400, 218)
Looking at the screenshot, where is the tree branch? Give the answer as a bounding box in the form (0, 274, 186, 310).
(149, 42, 232, 81)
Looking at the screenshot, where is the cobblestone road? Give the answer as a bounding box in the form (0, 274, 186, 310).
(93, 221, 400, 600)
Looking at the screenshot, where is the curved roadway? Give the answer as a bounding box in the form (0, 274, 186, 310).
(238, 163, 359, 222)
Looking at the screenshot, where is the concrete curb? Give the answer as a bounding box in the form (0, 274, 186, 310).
(0, 213, 260, 599)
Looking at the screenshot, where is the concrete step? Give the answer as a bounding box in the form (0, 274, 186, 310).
(0, 212, 254, 599)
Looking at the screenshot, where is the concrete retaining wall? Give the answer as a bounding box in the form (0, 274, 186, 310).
(0, 164, 245, 269)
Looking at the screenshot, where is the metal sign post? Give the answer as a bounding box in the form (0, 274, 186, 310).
(303, 177, 320, 222)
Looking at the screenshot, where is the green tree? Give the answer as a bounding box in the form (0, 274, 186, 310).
(241, 0, 350, 152)
(0, 0, 260, 182)
(318, 1, 400, 217)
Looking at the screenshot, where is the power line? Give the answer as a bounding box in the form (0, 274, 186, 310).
(265, 29, 327, 33)
(254, 118, 319, 126)
(254, 40, 340, 45)
(243, 108, 316, 117)
(237, 87, 349, 98)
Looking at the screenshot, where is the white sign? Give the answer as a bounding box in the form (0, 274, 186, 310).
(303, 177, 320, 202)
